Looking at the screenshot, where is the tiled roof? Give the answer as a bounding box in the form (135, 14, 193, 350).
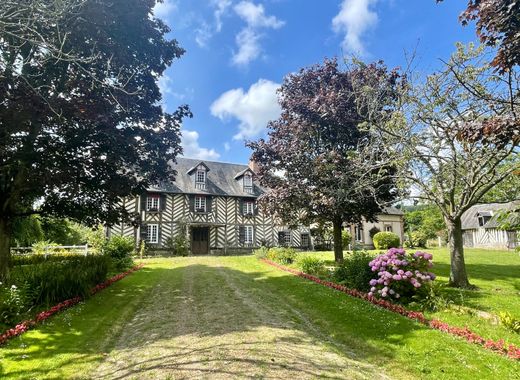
(461, 201, 520, 230)
(147, 157, 262, 198)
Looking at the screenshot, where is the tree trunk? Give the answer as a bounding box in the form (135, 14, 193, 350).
(0, 217, 11, 281)
(333, 218, 344, 263)
(446, 216, 471, 288)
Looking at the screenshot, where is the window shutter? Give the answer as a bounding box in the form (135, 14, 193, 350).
(140, 224, 148, 241)
(189, 195, 195, 212)
(140, 194, 147, 212)
(207, 196, 212, 213)
(160, 194, 167, 211)
(239, 226, 245, 244)
(278, 231, 284, 246)
(157, 224, 162, 245)
(239, 199, 244, 215)
(253, 201, 259, 216)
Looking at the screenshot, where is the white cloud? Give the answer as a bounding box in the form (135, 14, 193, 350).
(234, 1, 284, 29)
(232, 1, 284, 66)
(210, 79, 281, 140)
(153, 0, 178, 20)
(181, 129, 221, 160)
(332, 0, 378, 55)
(195, 21, 213, 47)
(224, 142, 231, 152)
(214, 0, 232, 32)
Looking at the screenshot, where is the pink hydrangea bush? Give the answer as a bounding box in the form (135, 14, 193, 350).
(368, 248, 436, 301)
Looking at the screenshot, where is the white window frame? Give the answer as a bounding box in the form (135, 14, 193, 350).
(147, 224, 159, 244)
(195, 196, 206, 213)
(243, 174, 253, 193)
(355, 226, 363, 242)
(146, 195, 160, 211)
(243, 200, 254, 215)
(244, 226, 254, 244)
(196, 170, 206, 184)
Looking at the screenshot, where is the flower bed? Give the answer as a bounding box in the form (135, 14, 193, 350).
(0, 264, 144, 346)
(261, 258, 520, 360)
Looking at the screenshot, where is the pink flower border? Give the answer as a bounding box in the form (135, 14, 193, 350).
(261, 258, 520, 360)
(0, 264, 144, 346)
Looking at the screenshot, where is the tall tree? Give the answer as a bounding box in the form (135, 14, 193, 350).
(438, 0, 520, 72)
(0, 0, 190, 278)
(248, 59, 401, 262)
(380, 44, 519, 287)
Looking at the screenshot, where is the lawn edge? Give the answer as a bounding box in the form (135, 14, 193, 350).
(260, 258, 520, 361)
(0, 263, 145, 346)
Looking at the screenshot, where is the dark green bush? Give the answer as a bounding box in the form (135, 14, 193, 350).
(165, 235, 189, 256)
(372, 232, 400, 250)
(11, 253, 85, 266)
(333, 251, 376, 292)
(296, 256, 326, 276)
(0, 282, 31, 328)
(266, 247, 298, 264)
(10, 255, 110, 306)
(253, 246, 269, 259)
(103, 235, 134, 271)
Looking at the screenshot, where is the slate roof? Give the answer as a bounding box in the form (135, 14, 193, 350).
(461, 201, 520, 230)
(146, 157, 263, 198)
(383, 206, 404, 216)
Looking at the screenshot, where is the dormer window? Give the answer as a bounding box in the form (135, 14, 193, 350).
(243, 173, 253, 194)
(195, 169, 206, 190)
(477, 211, 492, 227)
(146, 195, 160, 211)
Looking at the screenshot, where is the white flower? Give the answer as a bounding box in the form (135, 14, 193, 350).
(11, 285, 17, 290)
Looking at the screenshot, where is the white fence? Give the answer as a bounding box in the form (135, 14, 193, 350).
(11, 245, 91, 257)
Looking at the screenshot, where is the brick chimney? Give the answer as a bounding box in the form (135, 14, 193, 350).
(248, 158, 260, 174)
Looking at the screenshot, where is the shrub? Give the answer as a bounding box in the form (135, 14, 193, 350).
(408, 230, 428, 248)
(253, 246, 269, 259)
(0, 282, 30, 328)
(266, 247, 298, 265)
(333, 251, 376, 292)
(296, 256, 326, 276)
(341, 230, 352, 249)
(103, 235, 134, 271)
(165, 235, 189, 256)
(499, 312, 520, 334)
(10, 255, 110, 307)
(372, 232, 400, 250)
(368, 248, 436, 302)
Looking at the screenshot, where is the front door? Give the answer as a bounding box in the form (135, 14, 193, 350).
(191, 227, 209, 255)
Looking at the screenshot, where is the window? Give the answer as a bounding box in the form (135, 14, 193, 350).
(195, 196, 206, 213)
(301, 233, 310, 248)
(385, 225, 393, 232)
(146, 195, 160, 211)
(278, 231, 291, 246)
(195, 169, 206, 189)
(355, 225, 363, 242)
(244, 226, 254, 244)
(146, 224, 159, 244)
(243, 200, 254, 216)
(243, 174, 253, 193)
(477, 212, 492, 227)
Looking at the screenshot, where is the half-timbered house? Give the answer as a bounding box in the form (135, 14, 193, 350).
(108, 157, 311, 254)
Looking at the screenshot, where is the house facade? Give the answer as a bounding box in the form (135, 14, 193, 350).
(461, 201, 519, 249)
(344, 207, 405, 249)
(108, 158, 311, 254)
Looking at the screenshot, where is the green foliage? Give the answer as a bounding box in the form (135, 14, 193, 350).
(368, 227, 380, 239)
(407, 230, 428, 248)
(333, 251, 376, 291)
(103, 235, 134, 271)
(12, 216, 44, 247)
(84, 225, 107, 253)
(372, 232, 400, 250)
(341, 230, 352, 248)
(253, 246, 269, 259)
(409, 282, 452, 312)
(0, 282, 30, 328)
(266, 247, 298, 265)
(40, 218, 85, 245)
(404, 205, 446, 241)
(165, 235, 189, 256)
(498, 312, 520, 334)
(296, 256, 326, 276)
(10, 255, 110, 307)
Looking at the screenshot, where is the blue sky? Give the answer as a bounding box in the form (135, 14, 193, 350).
(153, 0, 476, 164)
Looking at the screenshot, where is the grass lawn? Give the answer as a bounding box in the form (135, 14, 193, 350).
(301, 247, 520, 347)
(0, 256, 518, 379)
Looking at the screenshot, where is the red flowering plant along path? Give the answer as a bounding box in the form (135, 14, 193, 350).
(261, 258, 520, 361)
(0, 264, 144, 346)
